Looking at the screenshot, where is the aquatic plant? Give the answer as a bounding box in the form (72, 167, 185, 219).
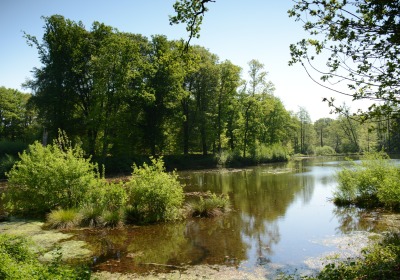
(185, 192, 231, 217)
(334, 151, 400, 209)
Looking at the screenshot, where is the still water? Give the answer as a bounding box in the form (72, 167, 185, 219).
(73, 158, 385, 275)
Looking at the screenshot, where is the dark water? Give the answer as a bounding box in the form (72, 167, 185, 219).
(72, 158, 386, 274)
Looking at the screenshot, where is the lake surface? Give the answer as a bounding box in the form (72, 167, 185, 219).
(73, 158, 390, 276)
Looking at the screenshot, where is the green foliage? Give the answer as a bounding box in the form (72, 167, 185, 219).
(0, 234, 90, 280)
(46, 209, 82, 229)
(0, 140, 28, 157)
(289, 1, 400, 119)
(334, 152, 400, 209)
(185, 192, 231, 217)
(4, 133, 102, 215)
(315, 146, 336, 156)
(99, 209, 125, 228)
(126, 157, 184, 224)
(78, 204, 103, 227)
(252, 143, 290, 163)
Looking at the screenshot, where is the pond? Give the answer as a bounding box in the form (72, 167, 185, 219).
(69, 157, 397, 278)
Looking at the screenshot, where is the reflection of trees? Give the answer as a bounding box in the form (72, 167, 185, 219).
(181, 163, 316, 266)
(183, 215, 248, 266)
(333, 207, 380, 233)
(178, 163, 320, 267)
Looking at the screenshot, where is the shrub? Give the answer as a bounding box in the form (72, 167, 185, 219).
(3, 132, 102, 215)
(46, 208, 82, 229)
(79, 204, 103, 227)
(99, 209, 125, 228)
(126, 157, 184, 224)
(334, 151, 400, 209)
(185, 192, 231, 217)
(315, 145, 336, 156)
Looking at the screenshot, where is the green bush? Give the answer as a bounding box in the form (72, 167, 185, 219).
(3, 133, 102, 215)
(315, 145, 336, 156)
(126, 157, 184, 224)
(334, 151, 400, 209)
(0, 234, 90, 280)
(78, 204, 103, 227)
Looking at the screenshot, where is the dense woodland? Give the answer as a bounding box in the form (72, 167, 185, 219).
(1, 15, 400, 172)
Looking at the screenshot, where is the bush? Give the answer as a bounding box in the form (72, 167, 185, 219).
(252, 143, 290, 163)
(185, 192, 231, 217)
(0, 234, 90, 280)
(315, 145, 336, 156)
(79, 204, 103, 227)
(3, 132, 102, 215)
(334, 151, 400, 209)
(126, 157, 184, 224)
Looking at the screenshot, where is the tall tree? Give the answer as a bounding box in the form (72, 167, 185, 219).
(297, 107, 314, 154)
(314, 118, 333, 147)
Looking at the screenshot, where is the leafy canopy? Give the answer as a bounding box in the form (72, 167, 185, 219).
(288, 0, 400, 119)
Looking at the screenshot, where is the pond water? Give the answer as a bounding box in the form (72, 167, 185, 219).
(71, 158, 391, 277)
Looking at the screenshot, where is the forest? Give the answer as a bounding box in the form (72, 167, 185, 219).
(1, 15, 400, 174)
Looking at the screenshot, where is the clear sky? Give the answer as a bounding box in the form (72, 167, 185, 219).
(0, 0, 367, 121)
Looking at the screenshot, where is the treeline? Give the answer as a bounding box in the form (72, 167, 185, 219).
(1, 15, 400, 173)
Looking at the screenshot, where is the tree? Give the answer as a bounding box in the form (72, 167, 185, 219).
(25, 15, 103, 154)
(314, 118, 333, 147)
(0, 87, 37, 142)
(297, 107, 315, 154)
(170, 0, 215, 49)
(241, 60, 274, 158)
(288, 1, 400, 119)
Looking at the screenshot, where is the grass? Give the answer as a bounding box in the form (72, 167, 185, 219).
(185, 192, 231, 218)
(46, 208, 82, 229)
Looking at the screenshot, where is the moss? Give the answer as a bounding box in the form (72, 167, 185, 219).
(0, 220, 92, 262)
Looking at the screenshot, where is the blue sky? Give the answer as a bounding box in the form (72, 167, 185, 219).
(0, 0, 366, 121)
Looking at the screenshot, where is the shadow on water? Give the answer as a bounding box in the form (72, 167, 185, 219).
(60, 158, 400, 275)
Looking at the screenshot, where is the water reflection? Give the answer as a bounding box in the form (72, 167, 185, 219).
(71, 158, 394, 274)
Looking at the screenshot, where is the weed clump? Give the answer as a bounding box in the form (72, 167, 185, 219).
(185, 192, 231, 217)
